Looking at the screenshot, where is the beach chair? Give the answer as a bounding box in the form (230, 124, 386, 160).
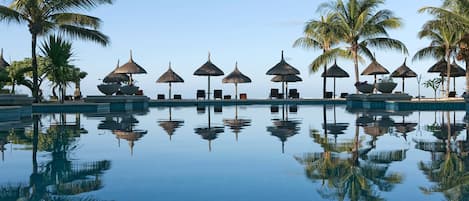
(240, 93, 247, 100)
(157, 94, 165, 100)
(174, 94, 182, 100)
(325, 92, 333, 98)
(449, 91, 456, 98)
(196, 90, 205, 99)
(224, 95, 231, 100)
(277, 93, 284, 99)
(214, 89, 222, 100)
(136, 90, 144, 96)
(340, 93, 348, 98)
(270, 88, 279, 99)
(289, 89, 299, 99)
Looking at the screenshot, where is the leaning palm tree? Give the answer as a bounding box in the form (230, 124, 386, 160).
(317, 0, 408, 88)
(0, 0, 112, 102)
(293, 14, 344, 98)
(413, 19, 461, 97)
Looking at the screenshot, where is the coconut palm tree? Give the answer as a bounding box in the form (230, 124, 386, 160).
(293, 14, 346, 98)
(0, 0, 112, 102)
(317, 0, 408, 89)
(413, 19, 461, 97)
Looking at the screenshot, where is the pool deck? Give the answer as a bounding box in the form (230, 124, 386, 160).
(28, 97, 469, 113)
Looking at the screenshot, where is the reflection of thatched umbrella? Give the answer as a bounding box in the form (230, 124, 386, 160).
(114, 50, 148, 85)
(222, 62, 251, 100)
(322, 60, 350, 98)
(391, 58, 417, 92)
(440, 61, 466, 91)
(364, 125, 387, 137)
(0, 48, 10, 68)
(223, 105, 251, 141)
(158, 107, 184, 140)
(113, 130, 147, 156)
(193, 53, 224, 100)
(194, 126, 224, 152)
(266, 51, 300, 99)
(361, 57, 389, 88)
(267, 119, 301, 153)
(271, 74, 302, 98)
(103, 60, 130, 84)
(157, 62, 184, 99)
(394, 122, 417, 141)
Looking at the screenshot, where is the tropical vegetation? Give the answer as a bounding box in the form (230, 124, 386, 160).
(0, 0, 112, 102)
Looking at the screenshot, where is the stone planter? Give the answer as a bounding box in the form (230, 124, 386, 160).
(97, 83, 120, 95)
(120, 85, 139, 95)
(356, 83, 374, 94)
(375, 82, 397, 94)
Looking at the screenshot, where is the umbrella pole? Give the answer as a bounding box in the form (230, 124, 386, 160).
(374, 74, 377, 94)
(402, 77, 405, 93)
(129, 74, 133, 85)
(169, 106, 172, 120)
(208, 76, 211, 100)
(454, 76, 456, 92)
(169, 82, 172, 100)
(333, 77, 335, 99)
(286, 82, 289, 99)
(235, 83, 238, 100)
(282, 81, 285, 99)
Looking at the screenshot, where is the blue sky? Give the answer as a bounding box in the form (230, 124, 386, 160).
(0, 0, 448, 98)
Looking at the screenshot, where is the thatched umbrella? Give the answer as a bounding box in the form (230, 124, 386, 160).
(391, 58, 417, 93)
(103, 60, 130, 84)
(440, 60, 466, 91)
(322, 60, 350, 98)
(114, 50, 147, 85)
(222, 62, 251, 100)
(361, 57, 389, 90)
(271, 74, 302, 98)
(194, 53, 224, 100)
(0, 49, 9, 68)
(157, 62, 184, 99)
(266, 51, 300, 99)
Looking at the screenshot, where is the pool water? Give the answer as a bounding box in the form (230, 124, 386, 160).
(1, 105, 468, 201)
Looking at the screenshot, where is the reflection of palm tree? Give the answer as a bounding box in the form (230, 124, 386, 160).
(1, 114, 110, 200)
(296, 115, 404, 201)
(416, 111, 469, 200)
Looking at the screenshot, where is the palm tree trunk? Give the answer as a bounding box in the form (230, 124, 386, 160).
(352, 46, 359, 93)
(465, 58, 469, 95)
(31, 33, 39, 103)
(11, 81, 15, 94)
(323, 64, 327, 98)
(446, 51, 451, 97)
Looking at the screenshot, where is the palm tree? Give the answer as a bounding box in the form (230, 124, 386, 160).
(317, 0, 408, 89)
(413, 19, 461, 97)
(6, 56, 51, 95)
(293, 14, 344, 98)
(0, 0, 112, 103)
(41, 35, 76, 103)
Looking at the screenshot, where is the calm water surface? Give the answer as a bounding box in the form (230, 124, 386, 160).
(1, 105, 468, 201)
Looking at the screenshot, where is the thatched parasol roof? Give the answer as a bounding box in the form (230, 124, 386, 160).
(222, 63, 252, 84)
(193, 53, 224, 76)
(157, 62, 184, 83)
(361, 58, 389, 75)
(103, 60, 130, 83)
(114, 50, 147, 74)
(321, 60, 350, 78)
(271, 74, 302, 82)
(391, 58, 417, 78)
(0, 49, 9, 68)
(266, 51, 300, 75)
(440, 61, 466, 77)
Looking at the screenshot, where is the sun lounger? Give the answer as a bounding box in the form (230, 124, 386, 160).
(270, 88, 279, 99)
(197, 90, 205, 99)
(157, 94, 165, 100)
(449, 91, 456, 98)
(288, 89, 299, 99)
(340, 93, 348, 98)
(325, 92, 333, 98)
(224, 95, 231, 100)
(174, 94, 182, 99)
(240, 93, 247, 100)
(214, 89, 222, 100)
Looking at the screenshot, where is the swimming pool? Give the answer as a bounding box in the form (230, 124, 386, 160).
(1, 105, 467, 201)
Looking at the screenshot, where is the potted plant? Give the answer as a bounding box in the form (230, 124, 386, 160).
(355, 81, 374, 94)
(375, 76, 397, 93)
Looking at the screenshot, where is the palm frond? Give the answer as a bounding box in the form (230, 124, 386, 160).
(47, 0, 113, 13)
(365, 38, 408, 54)
(0, 5, 26, 23)
(58, 24, 110, 46)
(51, 13, 102, 29)
(412, 46, 445, 62)
(293, 37, 323, 50)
